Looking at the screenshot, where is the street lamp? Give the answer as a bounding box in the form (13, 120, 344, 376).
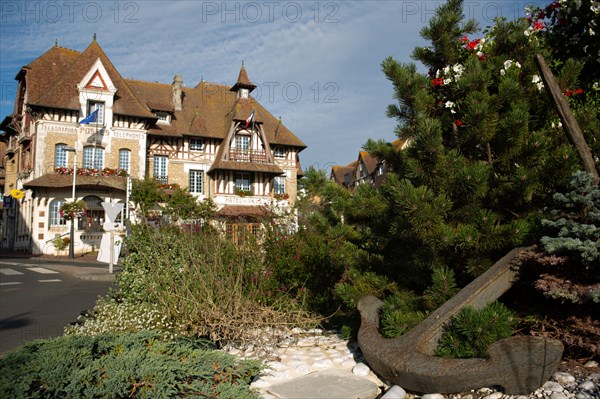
(63, 146, 77, 259)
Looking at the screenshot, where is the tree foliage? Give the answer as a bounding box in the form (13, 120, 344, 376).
(541, 171, 600, 268)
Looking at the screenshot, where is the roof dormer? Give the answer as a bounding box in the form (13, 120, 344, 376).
(77, 58, 117, 127)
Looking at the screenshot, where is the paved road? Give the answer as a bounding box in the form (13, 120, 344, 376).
(0, 257, 116, 354)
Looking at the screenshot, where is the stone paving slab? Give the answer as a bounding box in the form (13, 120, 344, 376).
(267, 369, 379, 399)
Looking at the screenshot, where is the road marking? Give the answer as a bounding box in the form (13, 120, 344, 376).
(28, 267, 59, 275)
(0, 282, 23, 286)
(38, 279, 62, 283)
(0, 268, 24, 276)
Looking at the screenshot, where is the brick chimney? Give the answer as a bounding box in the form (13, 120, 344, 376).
(172, 75, 183, 111)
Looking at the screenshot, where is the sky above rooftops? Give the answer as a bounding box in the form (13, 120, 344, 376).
(0, 0, 544, 171)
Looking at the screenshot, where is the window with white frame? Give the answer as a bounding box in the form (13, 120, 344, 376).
(83, 146, 104, 169)
(274, 176, 286, 194)
(273, 146, 286, 159)
(154, 155, 168, 183)
(235, 135, 250, 150)
(49, 199, 66, 226)
(189, 138, 204, 151)
(118, 149, 130, 173)
(87, 101, 105, 125)
(54, 143, 68, 168)
(235, 172, 251, 192)
(189, 170, 204, 194)
(155, 111, 171, 124)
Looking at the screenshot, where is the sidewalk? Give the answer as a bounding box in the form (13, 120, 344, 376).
(0, 251, 120, 281)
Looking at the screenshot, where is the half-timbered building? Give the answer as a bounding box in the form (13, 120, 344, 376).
(0, 38, 306, 255)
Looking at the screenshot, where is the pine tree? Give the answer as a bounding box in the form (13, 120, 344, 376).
(359, 0, 584, 289)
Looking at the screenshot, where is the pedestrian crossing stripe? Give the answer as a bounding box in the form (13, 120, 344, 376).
(38, 279, 62, 283)
(27, 267, 59, 274)
(0, 282, 23, 286)
(0, 268, 24, 276)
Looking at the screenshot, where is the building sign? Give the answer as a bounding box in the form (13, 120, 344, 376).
(3, 196, 12, 208)
(39, 123, 145, 140)
(112, 130, 145, 140)
(216, 195, 271, 207)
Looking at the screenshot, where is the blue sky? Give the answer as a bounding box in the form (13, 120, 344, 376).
(0, 0, 544, 171)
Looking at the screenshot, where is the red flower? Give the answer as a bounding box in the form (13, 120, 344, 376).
(478, 55, 487, 61)
(431, 77, 444, 86)
(533, 20, 544, 31)
(466, 39, 481, 51)
(564, 88, 584, 97)
(460, 35, 469, 43)
(455, 119, 463, 127)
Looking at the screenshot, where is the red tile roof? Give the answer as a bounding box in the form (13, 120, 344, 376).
(23, 174, 126, 191)
(19, 40, 305, 149)
(29, 41, 153, 119)
(217, 205, 268, 217)
(359, 151, 379, 175)
(230, 62, 256, 91)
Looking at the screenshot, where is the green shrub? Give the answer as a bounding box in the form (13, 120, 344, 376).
(540, 171, 600, 269)
(110, 224, 319, 347)
(64, 297, 177, 339)
(436, 301, 517, 358)
(0, 331, 262, 399)
(423, 266, 460, 310)
(263, 224, 357, 314)
(380, 291, 427, 338)
(335, 269, 398, 309)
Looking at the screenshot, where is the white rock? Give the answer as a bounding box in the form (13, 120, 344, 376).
(575, 392, 594, 399)
(514, 396, 529, 399)
(550, 392, 568, 399)
(554, 372, 576, 385)
(341, 359, 357, 369)
(578, 380, 598, 392)
(589, 373, 600, 382)
(265, 361, 287, 371)
(482, 391, 503, 399)
(543, 381, 565, 392)
(381, 385, 407, 399)
(352, 362, 371, 377)
(285, 360, 309, 367)
(269, 370, 289, 382)
(312, 358, 333, 369)
(478, 388, 495, 395)
(421, 394, 445, 399)
(289, 363, 312, 375)
(584, 361, 599, 368)
(462, 395, 475, 399)
(330, 355, 347, 363)
(250, 377, 271, 389)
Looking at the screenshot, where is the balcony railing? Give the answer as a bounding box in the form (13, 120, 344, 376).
(228, 149, 268, 163)
(154, 175, 168, 184)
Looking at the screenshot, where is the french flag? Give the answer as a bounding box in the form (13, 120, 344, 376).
(245, 111, 255, 128)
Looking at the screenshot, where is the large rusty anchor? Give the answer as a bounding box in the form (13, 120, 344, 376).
(357, 248, 564, 395)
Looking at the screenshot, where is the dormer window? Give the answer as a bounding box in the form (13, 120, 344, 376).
(87, 101, 105, 125)
(235, 135, 250, 150)
(273, 146, 286, 159)
(156, 111, 171, 124)
(190, 138, 204, 151)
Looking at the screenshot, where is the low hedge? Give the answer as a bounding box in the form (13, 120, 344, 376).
(0, 331, 263, 399)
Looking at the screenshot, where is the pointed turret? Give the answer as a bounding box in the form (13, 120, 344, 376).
(230, 62, 256, 97)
